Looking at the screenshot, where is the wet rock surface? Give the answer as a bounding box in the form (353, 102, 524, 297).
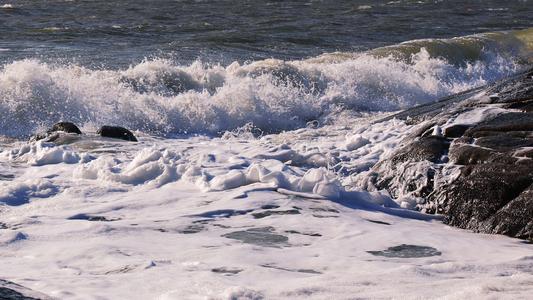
(49, 122, 82, 135)
(367, 244, 441, 258)
(68, 214, 121, 222)
(368, 68, 533, 240)
(211, 267, 243, 275)
(96, 126, 138, 142)
(177, 224, 205, 234)
(0, 279, 52, 300)
(260, 263, 322, 274)
(252, 209, 300, 219)
(222, 227, 289, 247)
(31, 121, 82, 142)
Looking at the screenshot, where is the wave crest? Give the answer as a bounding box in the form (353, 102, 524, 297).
(0, 29, 529, 138)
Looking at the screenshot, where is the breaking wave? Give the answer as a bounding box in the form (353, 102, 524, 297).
(0, 29, 531, 138)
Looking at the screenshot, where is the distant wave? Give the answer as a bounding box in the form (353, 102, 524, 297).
(0, 29, 531, 138)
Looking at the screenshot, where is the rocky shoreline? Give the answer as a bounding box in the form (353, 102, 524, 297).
(363, 68, 533, 240)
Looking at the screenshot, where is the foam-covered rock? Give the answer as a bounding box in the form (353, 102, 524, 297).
(50, 122, 82, 135)
(30, 121, 82, 142)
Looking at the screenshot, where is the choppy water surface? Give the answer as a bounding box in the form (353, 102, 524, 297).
(1, 0, 531, 66)
(0, 0, 532, 137)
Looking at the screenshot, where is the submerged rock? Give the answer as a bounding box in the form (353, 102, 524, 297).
(211, 267, 243, 275)
(68, 214, 121, 222)
(252, 209, 300, 219)
(367, 244, 441, 258)
(222, 227, 289, 247)
(96, 126, 138, 142)
(0, 279, 52, 300)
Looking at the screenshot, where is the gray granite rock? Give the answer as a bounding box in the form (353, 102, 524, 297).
(367, 68, 533, 240)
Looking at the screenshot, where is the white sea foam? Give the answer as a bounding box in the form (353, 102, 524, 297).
(1, 121, 532, 299)
(0, 32, 532, 299)
(0, 38, 523, 138)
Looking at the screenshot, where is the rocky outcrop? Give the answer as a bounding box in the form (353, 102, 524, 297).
(367, 68, 533, 240)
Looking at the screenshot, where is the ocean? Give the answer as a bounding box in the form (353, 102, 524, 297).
(1, 0, 532, 66)
(0, 0, 532, 137)
(0, 1, 533, 299)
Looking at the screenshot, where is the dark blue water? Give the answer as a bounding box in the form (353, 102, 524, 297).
(1, 0, 532, 67)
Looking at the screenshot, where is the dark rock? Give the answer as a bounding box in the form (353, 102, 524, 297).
(311, 214, 339, 218)
(486, 69, 533, 104)
(365, 68, 533, 240)
(364, 219, 392, 225)
(284, 230, 322, 237)
(370, 136, 449, 199)
(413, 122, 437, 138)
(0, 174, 15, 181)
(516, 148, 533, 159)
(68, 214, 121, 222)
(97, 126, 138, 142)
(49, 122, 82, 135)
(448, 143, 516, 165)
(192, 209, 253, 219)
(0, 279, 52, 300)
(222, 227, 289, 247)
(260, 204, 280, 210)
(252, 209, 300, 219)
(434, 163, 532, 232)
(505, 99, 533, 112)
(31, 121, 82, 142)
(389, 136, 449, 166)
(367, 244, 441, 258)
(474, 133, 533, 151)
(309, 207, 340, 213)
(443, 124, 471, 138)
(211, 267, 243, 275)
(482, 184, 533, 240)
(177, 224, 204, 234)
(465, 112, 533, 134)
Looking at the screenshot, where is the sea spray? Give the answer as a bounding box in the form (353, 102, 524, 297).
(0, 30, 529, 138)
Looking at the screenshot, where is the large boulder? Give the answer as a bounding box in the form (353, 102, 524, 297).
(366, 68, 533, 240)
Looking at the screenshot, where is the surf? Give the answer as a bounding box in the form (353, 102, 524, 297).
(0, 29, 530, 138)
